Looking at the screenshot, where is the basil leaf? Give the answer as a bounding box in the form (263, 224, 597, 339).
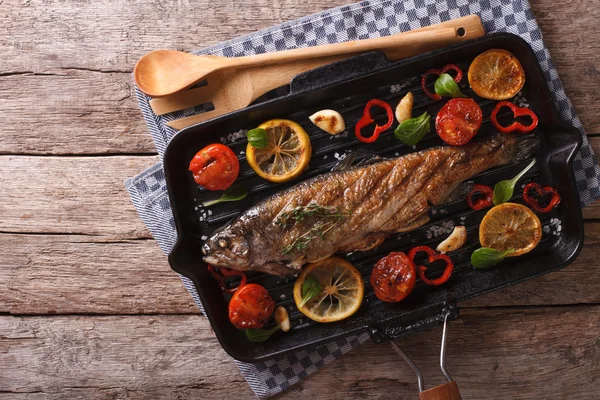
(471, 247, 515, 269)
(202, 184, 248, 207)
(394, 112, 431, 146)
(245, 325, 280, 343)
(299, 275, 322, 308)
(493, 159, 536, 205)
(247, 128, 268, 148)
(434, 73, 466, 98)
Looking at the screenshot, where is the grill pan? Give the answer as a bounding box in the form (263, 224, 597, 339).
(164, 33, 583, 363)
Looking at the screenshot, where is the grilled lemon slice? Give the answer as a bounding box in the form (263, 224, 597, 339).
(293, 257, 364, 323)
(468, 49, 525, 100)
(246, 119, 311, 183)
(479, 202, 542, 256)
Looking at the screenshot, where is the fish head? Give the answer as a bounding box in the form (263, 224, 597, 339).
(202, 225, 250, 268)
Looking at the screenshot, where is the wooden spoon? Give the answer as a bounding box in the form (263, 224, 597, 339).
(136, 27, 462, 98)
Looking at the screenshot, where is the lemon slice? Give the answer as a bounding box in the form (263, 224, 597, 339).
(479, 202, 542, 256)
(246, 119, 312, 183)
(293, 257, 364, 323)
(468, 49, 525, 100)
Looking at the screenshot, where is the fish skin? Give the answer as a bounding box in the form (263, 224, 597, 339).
(202, 134, 538, 276)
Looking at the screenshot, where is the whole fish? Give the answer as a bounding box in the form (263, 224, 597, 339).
(202, 134, 538, 276)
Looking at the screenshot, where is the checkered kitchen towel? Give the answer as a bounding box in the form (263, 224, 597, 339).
(125, 0, 600, 398)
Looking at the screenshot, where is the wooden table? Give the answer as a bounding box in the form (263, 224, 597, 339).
(1, 0, 599, 398)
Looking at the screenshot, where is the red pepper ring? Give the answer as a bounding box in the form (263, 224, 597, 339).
(466, 184, 494, 210)
(407, 246, 454, 286)
(355, 99, 394, 143)
(207, 265, 248, 293)
(523, 182, 561, 213)
(421, 64, 463, 100)
(491, 101, 539, 134)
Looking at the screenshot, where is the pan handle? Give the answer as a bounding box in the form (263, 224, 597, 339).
(388, 310, 462, 400)
(288, 51, 393, 94)
(368, 299, 459, 342)
(419, 382, 462, 400)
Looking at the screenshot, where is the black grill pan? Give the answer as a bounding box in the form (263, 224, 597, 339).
(164, 33, 583, 363)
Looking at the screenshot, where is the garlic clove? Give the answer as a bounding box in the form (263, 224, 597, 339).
(436, 226, 467, 253)
(274, 306, 290, 332)
(308, 109, 345, 135)
(395, 92, 414, 123)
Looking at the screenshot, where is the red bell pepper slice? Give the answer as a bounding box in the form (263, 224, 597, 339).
(407, 246, 454, 286)
(523, 182, 561, 213)
(491, 101, 539, 133)
(466, 184, 494, 210)
(207, 265, 247, 293)
(355, 99, 394, 143)
(421, 64, 463, 100)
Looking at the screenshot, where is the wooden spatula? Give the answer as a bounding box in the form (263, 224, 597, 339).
(148, 15, 485, 130)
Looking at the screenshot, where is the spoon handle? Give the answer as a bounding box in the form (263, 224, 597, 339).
(228, 26, 465, 70)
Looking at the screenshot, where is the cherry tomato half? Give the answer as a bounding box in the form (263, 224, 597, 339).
(435, 98, 483, 146)
(189, 143, 240, 191)
(228, 283, 275, 329)
(370, 252, 416, 303)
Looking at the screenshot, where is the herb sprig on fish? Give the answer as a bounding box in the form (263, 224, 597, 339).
(277, 203, 348, 226)
(278, 203, 350, 255)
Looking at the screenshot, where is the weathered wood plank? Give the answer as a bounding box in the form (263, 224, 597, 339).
(0, 0, 343, 155)
(529, 0, 600, 133)
(1, 307, 598, 399)
(0, 315, 254, 399)
(0, 0, 342, 72)
(0, 234, 197, 315)
(0, 71, 156, 155)
(0, 155, 155, 237)
(0, 0, 598, 155)
(2, 224, 599, 315)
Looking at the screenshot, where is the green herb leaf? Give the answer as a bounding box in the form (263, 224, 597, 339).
(471, 247, 515, 269)
(245, 326, 280, 343)
(492, 159, 536, 205)
(202, 184, 248, 207)
(299, 275, 322, 307)
(247, 128, 268, 149)
(434, 73, 467, 98)
(394, 112, 431, 146)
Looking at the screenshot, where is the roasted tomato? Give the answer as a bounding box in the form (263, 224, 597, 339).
(435, 98, 483, 146)
(228, 283, 275, 329)
(189, 143, 239, 191)
(370, 252, 416, 303)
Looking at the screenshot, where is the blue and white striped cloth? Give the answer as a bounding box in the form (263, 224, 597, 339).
(125, 0, 600, 398)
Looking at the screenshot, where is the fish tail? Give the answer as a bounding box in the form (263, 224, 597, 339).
(510, 134, 540, 162)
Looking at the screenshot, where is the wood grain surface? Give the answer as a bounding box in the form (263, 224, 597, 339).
(1, 307, 598, 399)
(1, 0, 599, 398)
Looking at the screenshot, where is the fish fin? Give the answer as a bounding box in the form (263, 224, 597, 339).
(436, 181, 475, 205)
(331, 152, 385, 172)
(257, 262, 298, 276)
(355, 154, 384, 167)
(339, 234, 386, 252)
(330, 152, 357, 172)
(394, 215, 430, 233)
(287, 257, 305, 270)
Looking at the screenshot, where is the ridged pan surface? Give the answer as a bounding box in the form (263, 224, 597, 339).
(164, 33, 583, 362)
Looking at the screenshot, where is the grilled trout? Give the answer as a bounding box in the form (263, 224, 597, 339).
(203, 134, 538, 276)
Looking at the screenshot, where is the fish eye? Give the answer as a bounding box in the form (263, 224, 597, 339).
(218, 237, 229, 248)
